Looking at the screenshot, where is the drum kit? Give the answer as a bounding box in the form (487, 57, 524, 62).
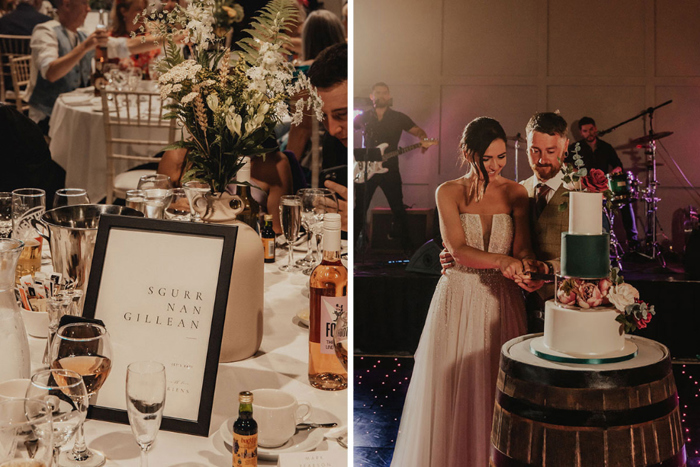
(601, 100, 674, 269)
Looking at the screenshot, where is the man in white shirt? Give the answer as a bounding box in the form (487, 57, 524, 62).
(26, 0, 159, 132)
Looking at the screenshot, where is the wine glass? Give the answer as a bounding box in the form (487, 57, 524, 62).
(182, 181, 211, 222)
(53, 188, 90, 209)
(26, 369, 89, 467)
(333, 310, 348, 371)
(137, 175, 173, 220)
(279, 195, 302, 272)
(296, 188, 319, 267)
(126, 67, 142, 92)
(126, 361, 166, 467)
(50, 322, 113, 467)
(0, 398, 53, 467)
(302, 188, 338, 275)
(164, 188, 191, 221)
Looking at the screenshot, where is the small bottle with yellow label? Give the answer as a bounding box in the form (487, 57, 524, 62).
(233, 391, 257, 466)
(261, 214, 276, 264)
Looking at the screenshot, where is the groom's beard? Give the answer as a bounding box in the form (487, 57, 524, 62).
(533, 163, 560, 181)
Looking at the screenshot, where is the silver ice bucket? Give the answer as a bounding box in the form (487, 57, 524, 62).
(33, 205, 144, 292)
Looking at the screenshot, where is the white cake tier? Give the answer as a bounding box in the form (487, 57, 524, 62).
(569, 191, 603, 235)
(543, 300, 625, 357)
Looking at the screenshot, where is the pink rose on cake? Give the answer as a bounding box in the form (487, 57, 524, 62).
(598, 278, 612, 304)
(607, 283, 640, 312)
(576, 282, 604, 308)
(557, 287, 577, 305)
(581, 169, 609, 193)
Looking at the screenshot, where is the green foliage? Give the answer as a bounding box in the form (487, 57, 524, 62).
(236, 0, 299, 65)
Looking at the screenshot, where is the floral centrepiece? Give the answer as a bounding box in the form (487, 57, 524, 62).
(137, 0, 323, 193)
(555, 268, 655, 332)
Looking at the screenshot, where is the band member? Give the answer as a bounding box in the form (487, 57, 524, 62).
(567, 116, 638, 247)
(354, 82, 431, 253)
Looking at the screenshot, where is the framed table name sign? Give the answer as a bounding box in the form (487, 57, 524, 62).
(82, 214, 238, 436)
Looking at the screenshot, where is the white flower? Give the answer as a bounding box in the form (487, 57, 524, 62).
(257, 102, 270, 117)
(563, 179, 582, 191)
(607, 283, 639, 312)
(181, 91, 199, 105)
(206, 94, 219, 112)
(226, 113, 242, 137)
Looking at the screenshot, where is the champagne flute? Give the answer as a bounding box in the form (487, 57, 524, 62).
(126, 362, 166, 467)
(50, 323, 113, 467)
(0, 399, 53, 467)
(279, 195, 302, 272)
(137, 175, 173, 220)
(26, 369, 89, 467)
(53, 188, 90, 209)
(302, 188, 338, 275)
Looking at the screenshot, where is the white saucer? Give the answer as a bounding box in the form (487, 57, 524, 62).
(219, 409, 339, 460)
(529, 336, 638, 364)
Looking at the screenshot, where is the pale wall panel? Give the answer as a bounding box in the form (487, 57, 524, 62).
(439, 85, 539, 185)
(655, 0, 700, 76)
(353, 0, 443, 86)
(548, 0, 646, 77)
(442, 0, 538, 77)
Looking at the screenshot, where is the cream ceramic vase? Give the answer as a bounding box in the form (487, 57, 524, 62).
(196, 192, 264, 362)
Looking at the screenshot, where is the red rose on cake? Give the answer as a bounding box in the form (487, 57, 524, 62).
(581, 169, 608, 193)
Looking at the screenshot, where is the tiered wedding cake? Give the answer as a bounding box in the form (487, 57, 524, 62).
(532, 191, 639, 362)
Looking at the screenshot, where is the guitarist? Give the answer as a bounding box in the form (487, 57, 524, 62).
(354, 82, 432, 254)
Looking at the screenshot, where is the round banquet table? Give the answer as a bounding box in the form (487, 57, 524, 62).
(28, 243, 349, 466)
(48, 84, 165, 203)
(491, 333, 686, 467)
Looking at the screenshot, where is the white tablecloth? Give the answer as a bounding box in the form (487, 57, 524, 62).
(48, 86, 166, 203)
(28, 246, 349, 466)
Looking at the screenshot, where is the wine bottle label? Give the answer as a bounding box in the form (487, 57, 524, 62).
(262, 238, 275, 259)
(320, 296, 346, 355)
(232, 433, 257, 466)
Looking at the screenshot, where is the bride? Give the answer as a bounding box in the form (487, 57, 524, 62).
(390, 117, 534, 466)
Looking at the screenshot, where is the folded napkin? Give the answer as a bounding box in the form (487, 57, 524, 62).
(61, 92, 95, 107)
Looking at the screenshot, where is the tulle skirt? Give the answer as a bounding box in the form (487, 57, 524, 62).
(390, 268, 527, 467)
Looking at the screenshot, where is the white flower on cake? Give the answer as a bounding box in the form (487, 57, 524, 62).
(607, 283, 640, 312)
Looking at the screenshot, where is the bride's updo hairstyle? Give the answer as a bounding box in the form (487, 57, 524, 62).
(459, 116, 507, 203)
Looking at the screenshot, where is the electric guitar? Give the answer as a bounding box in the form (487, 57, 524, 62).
(353, 138, 438, 184)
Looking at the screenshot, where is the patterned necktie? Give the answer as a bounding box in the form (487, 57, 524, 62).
(535, 183, 552, 218)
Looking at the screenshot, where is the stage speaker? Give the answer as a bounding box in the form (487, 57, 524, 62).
(370, 207, 433, 251)
(684, 228, 700, 279)
(406, 238, 442, 275)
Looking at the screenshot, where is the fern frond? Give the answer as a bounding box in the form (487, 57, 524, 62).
(235, 0, 298, 64)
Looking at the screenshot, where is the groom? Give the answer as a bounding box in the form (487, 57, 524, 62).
(441, 111, 570, 332)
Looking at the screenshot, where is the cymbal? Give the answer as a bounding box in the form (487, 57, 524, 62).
(508, 135, 525, 143)
(631, 131, 674, 146)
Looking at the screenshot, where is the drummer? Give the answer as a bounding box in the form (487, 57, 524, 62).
(567, 116, 639, 249)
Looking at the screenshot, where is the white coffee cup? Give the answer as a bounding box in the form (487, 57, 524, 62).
(253, 389, 312, 448)
(0, 379, 30, 401)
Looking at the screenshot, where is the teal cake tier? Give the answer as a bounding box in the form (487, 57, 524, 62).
(560, 233, 610, 278)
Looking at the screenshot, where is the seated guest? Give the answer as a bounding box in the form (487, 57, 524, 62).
(286, 10, 345, 165)
(0, 0, 14, 17)
(0, 0, 50, 35)
(109, 0, 160, 76)
(25, 0, 162, 132)
(0, 103, 65, 200)
(307, 42, 347, 180)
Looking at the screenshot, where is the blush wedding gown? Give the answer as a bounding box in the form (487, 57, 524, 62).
(390, 213, 527, 467)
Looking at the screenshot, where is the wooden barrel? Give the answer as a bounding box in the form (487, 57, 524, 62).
(490, 334, 686, 467)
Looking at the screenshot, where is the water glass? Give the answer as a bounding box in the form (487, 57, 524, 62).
(26, 369, 89, 467)
(53, 188, 90, 209)
(137, 175, 173, 220)
(125, 190, 146, 214)
(0, 192, 11, 238)
(182, 181, 211, 222)
(126, 67, 142, 92)
(126, 361, 166, 467)
(0, 398, 54, 467)
(295, 189, 318, 267)
(279, 195, 302, 272)
(164, 188, 191, 221)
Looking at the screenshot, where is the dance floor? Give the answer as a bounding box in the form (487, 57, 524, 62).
(353, 356, 700, 467)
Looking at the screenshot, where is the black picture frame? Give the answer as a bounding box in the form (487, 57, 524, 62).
(82, 214, 238, 437)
